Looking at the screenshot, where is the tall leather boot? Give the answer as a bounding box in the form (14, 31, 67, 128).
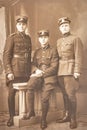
(56, 94, 70, 123)
(7, 94, 15, 126)
(69, 101, 77, 129)
(40, 101, 49, 129)
(23, 90, 35, 120)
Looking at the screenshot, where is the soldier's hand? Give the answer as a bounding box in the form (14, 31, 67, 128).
(7, 73, 14, 80)
(74, 73, 80, 79)
(35, 69, 44, 75)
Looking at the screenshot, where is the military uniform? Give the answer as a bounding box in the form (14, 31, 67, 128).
(56, 17, 83, 129)
(3, 16, 32, 126)
(27, 30, 58, 129)
(32, 44, 58, 89)
(57, 33, 83, 76)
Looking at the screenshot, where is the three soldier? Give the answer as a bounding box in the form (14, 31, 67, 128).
(3, 16, 83, 129)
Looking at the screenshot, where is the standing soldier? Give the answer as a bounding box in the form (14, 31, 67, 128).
(56, 17, 83, 129)
(3, 16, 32, 127)
(24, 30, 58, 129)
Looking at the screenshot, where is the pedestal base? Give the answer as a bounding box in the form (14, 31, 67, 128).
(13, 115, 41, 127)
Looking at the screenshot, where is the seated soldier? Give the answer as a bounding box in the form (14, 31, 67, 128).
(24, 30, 59, 129)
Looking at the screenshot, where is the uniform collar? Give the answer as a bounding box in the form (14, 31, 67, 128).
(41, 44, 50, 50)
(17, 32, 26, 37)
(62, 32, 71, 38)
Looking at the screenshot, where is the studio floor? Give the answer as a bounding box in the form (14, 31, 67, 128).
(0, 110, 87, 130)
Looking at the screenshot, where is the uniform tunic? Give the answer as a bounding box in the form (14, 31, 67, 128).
(57, 33, 83, 76)
(31, 44, 58, 90)
(3, 32, 32, 83)
(3, 32, 32, 117)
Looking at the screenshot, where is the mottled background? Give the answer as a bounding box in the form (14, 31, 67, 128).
(0, 0, 87, 116)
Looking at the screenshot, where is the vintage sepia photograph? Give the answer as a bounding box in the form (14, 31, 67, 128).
(0, 0, 87, 130)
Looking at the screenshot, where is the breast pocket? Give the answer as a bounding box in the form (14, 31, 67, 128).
(64, 43, 74, 51)
(45, 57, 51, 65)
(14, 42, 24, 50)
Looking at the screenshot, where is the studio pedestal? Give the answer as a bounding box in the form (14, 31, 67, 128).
(13, 82, 29, 127)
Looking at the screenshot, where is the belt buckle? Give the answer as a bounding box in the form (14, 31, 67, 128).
(25, 53, 28, 58)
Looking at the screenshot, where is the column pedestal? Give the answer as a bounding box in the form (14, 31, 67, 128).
(13, 82, 41, 127)
(13, 82, 29, 127)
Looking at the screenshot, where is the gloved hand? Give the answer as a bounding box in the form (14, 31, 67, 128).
(30, 69, 44, 78)
(7, 73, 14, 80)
(35, 69, 44, 74)
(74, 73, 80, 79)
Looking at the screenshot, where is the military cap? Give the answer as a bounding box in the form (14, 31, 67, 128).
(16, 15, 28, 23)
(58, 17, 71, 26)
(38, 30, 49, 37)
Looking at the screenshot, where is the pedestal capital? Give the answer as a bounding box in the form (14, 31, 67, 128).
(13, 82, 28, 90)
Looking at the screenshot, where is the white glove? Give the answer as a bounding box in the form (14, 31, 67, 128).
(30, 69, 44, 78)
(7, 73, 14, 80)
(35, 69, 44, 75)
(74, 73, 80, 79)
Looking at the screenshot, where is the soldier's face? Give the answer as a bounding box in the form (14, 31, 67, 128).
(16, 22, 27, 32)
(38, 36, 49, 47)
(59, 23, 70, 34)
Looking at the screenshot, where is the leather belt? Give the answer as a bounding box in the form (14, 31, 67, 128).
(59, 56, 74, 61)
(13, 53, 29, 58)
